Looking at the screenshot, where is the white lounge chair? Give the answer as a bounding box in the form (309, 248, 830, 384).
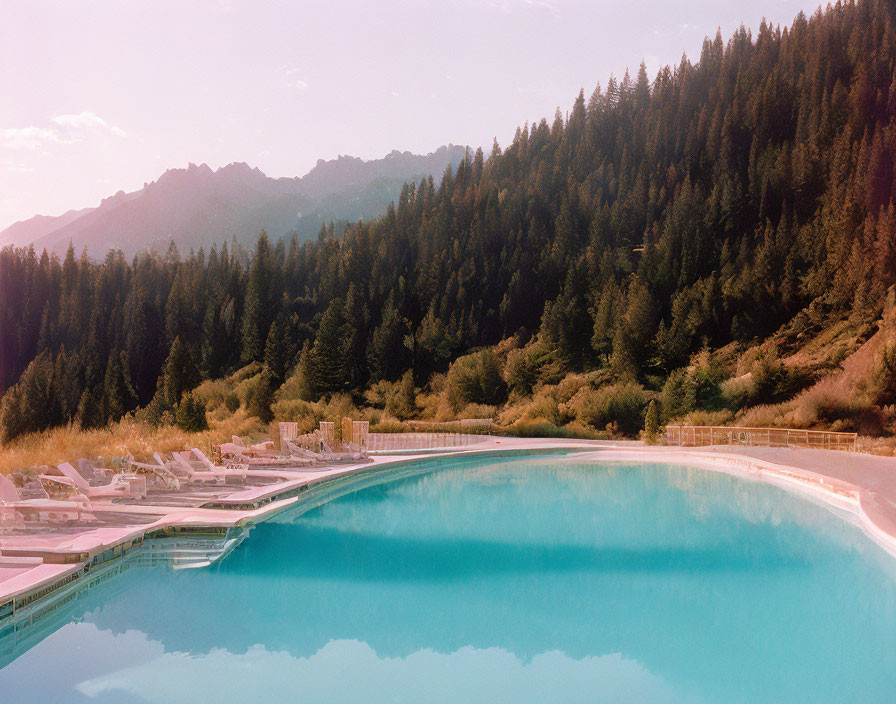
(186, 448, 247, 482)
(167, 452, 225, 485)
(76, 458, 114, 484)
(285, 440, 321, 464)
(129, 458, 181, 491)
(0, 473, 95, 523)
(40, 462, 140, 500)
(233, 435, 275, 454)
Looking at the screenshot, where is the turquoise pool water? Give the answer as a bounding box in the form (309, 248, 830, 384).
(2, 453, 896, 702)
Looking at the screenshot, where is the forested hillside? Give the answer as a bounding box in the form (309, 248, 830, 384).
(2, 0, 896, 443)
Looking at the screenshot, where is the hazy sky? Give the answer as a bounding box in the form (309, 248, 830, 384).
(1, 0, 820, 230)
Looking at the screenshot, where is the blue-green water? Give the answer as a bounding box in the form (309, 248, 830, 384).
(2, 454, 896, 703)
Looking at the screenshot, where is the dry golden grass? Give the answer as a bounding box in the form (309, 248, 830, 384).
(0, 410, 266, 475)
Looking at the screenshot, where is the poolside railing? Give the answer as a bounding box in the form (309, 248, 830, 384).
(666, 425, 858, 452)
(367, 432, 491, 452)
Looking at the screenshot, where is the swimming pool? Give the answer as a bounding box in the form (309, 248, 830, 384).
(2, 452, 895, 702)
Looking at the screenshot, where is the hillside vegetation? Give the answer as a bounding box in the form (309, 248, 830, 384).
(2, 0, 896, 456)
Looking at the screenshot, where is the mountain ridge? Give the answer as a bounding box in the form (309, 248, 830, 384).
(1, 145, 466, 258)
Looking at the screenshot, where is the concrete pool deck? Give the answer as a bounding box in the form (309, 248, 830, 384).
(2, 437, 896, 620)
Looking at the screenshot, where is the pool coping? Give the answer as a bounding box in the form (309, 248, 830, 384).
(2, 438, 896, 623)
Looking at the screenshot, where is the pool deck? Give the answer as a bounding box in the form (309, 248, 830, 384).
(2, 437, 896, 617)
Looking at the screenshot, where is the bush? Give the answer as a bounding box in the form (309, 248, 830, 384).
(269, 399, 318, 433)
(446, 350, 508, 412)
(231, 361, 263, 383)
(363, 379, 396, 409)
(789, 382, 883, 433)
(224, 393, 241, 413)
(192, 378, 231, 410)
(136, 387, 171, 428)
(503, 420, 601, 439)
(504, 342, 557, 396)
(385, 371, 417, 420)
(275, 354, 316, 403)
(578, 382, 651, 436)
(747, 351, 812, 406)
(175, 393, 209, 432)
(676, 409, 736, 427)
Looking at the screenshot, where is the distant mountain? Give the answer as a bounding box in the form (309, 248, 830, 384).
(0, 206, 95, 248)
(0, 146, 466, 258)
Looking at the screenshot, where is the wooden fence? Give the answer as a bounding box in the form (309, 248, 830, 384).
(666, 425, 858, 452)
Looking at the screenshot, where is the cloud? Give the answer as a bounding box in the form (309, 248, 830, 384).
(75, 638, 685, 704)
(1, 111, 127, 150)
(486, 0, 558, 14)
(5, 161, 35, 173)
(283, 67, 309, 89)
(1, 126, 61, 150)
(52, 111, 128, 137)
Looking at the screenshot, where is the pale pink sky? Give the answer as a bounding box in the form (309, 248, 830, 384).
(1, 0, 818, 230)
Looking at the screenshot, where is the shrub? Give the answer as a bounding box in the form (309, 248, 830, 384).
(504, 342, 557, 396)
(191, 379, 232, 411)
(503, 420, 600, 439)
(720, 375, 752, 409)
(275, 360, 316, 403)
(175, 393, 209, 432)
(231, 361, 263, 383)
(457, 403, 498, 419)
(224, 393, 241, 413)
(446, 350, 508, 412)
(136, 388, 171, 428)
(363, 380, 396, 409)
(789, 382, 883, 433)
(318, 393, 361, 422)
(386, 371, 418, 420)
(676, 409, 736, 427)
(748, 352, 812, 406)
(269, 399, 318, 433)
(578, 382, 650, 436)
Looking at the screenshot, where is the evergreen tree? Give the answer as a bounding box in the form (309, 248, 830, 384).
(308, 298, 350, 395)
(264, 312, 294, 384)
(175, 392, 209, 431)
(247, 366, 276, 423)
(163, 336, 200, 407)
(2, 0, 896, 439)
(644, 399, 660, 443)
(103, 352, 138, 422)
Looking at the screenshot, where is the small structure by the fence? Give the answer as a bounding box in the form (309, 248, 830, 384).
(319, 422, 336, 450)
(279, 420, 370, 454)
(666, 425, 858, 452)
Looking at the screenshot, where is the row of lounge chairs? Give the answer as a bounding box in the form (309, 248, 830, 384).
(0, 449, 234, 526)
(0, 473, 96, 525)
(0, 432, 370, 527)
